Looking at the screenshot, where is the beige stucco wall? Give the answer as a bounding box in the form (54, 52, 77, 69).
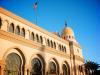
(0, 7, 85, 75)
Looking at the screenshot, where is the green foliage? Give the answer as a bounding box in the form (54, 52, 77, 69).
(85, 60, 100, 75)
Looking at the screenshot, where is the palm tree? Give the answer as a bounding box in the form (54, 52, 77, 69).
(85, 60, 99, 75)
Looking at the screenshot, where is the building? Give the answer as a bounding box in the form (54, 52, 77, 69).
(0, 7, 85, 75)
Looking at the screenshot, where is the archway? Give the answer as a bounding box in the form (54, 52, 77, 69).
(30, 58, 42, 75)
(48, 59, 59, 75)
(4, 53, 23, 75)
(62, 62, 70, 75)
(3, 48, 26, 75)
(49, 61, 56, 75)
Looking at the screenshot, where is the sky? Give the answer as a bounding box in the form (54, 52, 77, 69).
(0, 0, 100, 64)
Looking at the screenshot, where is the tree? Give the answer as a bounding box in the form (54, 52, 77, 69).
(85, 60, 99, 75)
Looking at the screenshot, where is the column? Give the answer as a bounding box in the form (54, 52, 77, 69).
(24, 65, 31, 75)
(0, 65, 5, 75)
(25, 30, 30, 40)
(0, 60, 5, 75)
(42, 37, 46, 46)
(1, 20, 8, 31)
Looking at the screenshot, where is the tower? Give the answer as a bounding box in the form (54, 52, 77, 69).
(61, 21, 84, 75)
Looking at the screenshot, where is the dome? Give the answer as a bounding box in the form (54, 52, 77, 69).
(62, 27, 74, 36)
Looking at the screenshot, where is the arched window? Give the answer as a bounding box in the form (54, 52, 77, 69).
(15, 26, 20, 35)
(64, 36, 66, 39)
(47, 39, 50, 46)
(31, 58, 42, 75)
(9, 23, 14, 33)
(54, 42, 56, 49)
(21, 28, 25, 37)
(62, 45, 64, 52)
(36, 34, 39, 42)
(64, 46, 66, 52)
(0, 18, 2, 29)
(40, 36, 43, 44)
(31, 32, 34, 41)
(5, 53, 22, 75)
(51, 41, 53, 48)
(69, 36, 71, 38)
(49, 62, 56, 74)
(59, 44, 61, 51)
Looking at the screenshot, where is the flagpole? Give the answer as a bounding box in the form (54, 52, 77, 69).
(35, 9, 37, 25)
(34, 0, 38, 25)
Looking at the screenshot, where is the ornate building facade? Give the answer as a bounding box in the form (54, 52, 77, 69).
(0, 7, 85, 75)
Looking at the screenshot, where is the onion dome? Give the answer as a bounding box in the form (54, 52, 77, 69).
(61, 21, 76, 42)
(62, 27, 74, 36)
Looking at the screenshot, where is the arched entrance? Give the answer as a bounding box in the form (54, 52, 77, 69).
(49, 61, 57, 75)
(48, 59, 59, 75)
(62, 62, 70, 75)
(30, 58, 42, 75)
(4, 53, 23, 75)
(62, 64, 68, 75)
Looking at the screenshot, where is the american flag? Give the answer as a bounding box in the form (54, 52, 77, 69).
(34, 2, 38, 10)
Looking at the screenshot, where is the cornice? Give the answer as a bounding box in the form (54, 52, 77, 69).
(0, 30, 84, 62)
(0, 7, 69, 45)
(0, 30, 68, 57)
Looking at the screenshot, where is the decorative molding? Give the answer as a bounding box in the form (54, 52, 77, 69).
(0, 30, 84, 62)
(0, 7, 69, 45)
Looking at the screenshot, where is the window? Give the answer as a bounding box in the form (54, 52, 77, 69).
(31, 58, 42, 74)
(31, 32, 34, 41)
(51, 41, 53, 48)
(62, 46, 64, 52)
(49, 62, 56, 74)
(5, 53, 22, 75)
(36, 34, 39, 42)
(0, 18, 2, 29)
(15, 26, 20, 35)
(64, 46, 66, 52)
(47, 39, 50, 46)
(40, 36, 43, 44)
(69, 36, 71, 38)
(59, 45, 61, 51)
(64, 36, 65, 39)
(9, 23, 14, 33)
(21, 28, 25, 37)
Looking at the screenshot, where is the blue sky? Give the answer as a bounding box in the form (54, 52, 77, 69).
(0, 0, 100, 64)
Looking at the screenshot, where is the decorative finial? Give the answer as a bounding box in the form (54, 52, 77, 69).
(65, 20, 67, 27)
